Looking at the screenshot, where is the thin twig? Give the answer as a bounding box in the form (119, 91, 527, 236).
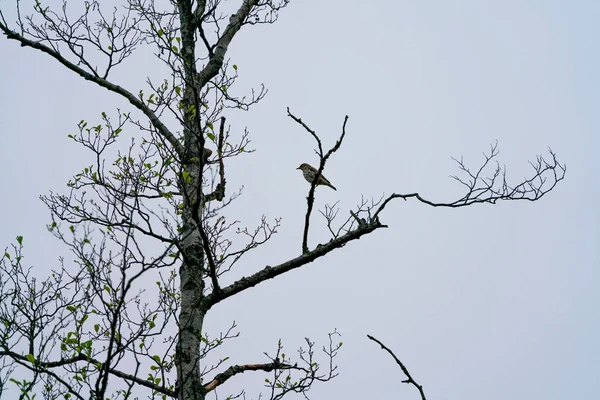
(367, 335, 427, 400)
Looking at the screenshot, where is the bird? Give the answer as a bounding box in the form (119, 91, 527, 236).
(296, 163, 337, 190)
(203, 148, 213, 163)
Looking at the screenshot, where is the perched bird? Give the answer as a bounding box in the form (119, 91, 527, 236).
(297, 163, 337, 190)
(203, 148, 213, 163)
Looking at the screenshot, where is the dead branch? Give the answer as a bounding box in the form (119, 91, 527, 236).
(373, 146, 566, 220)
(287, 107, 348, 253)
(367, 334, 426, 400)
(204, 360, 293, 393)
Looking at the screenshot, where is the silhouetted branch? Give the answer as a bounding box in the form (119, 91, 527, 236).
(373, 145, 566, 220)
(204, 218, 383, 309)
(287, 108, 348, 253)
(368, 335, 426, 400)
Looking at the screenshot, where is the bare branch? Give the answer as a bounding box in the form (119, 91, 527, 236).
(204, 360, 293, 393)
(0, 22, 185, 159)
(373, 146, 566, 220)
(204, 218, 382, 309)
(367, 335, 426, 400)
(287, 108, 348, 253)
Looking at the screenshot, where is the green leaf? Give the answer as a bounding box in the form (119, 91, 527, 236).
(94, 324, 100, 333)
(233, 64, 238, 70)
(182, 171, 191, 183)
(157, 29, 164, 37)
(26, 354, 35, 363)
(207, 132, 216, 142)
(206, 121, 214, 130)
(152, 355, 161, 363)
(107, 45, 112, 50)
(187, 104, 197, 118)
(4, 253, 10, 260)
(16, 235, 23, 245)
(172, 45, 178, 53)
(174, 86, 181, 96)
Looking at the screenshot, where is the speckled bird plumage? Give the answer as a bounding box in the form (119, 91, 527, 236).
(297, 163, 337, 190)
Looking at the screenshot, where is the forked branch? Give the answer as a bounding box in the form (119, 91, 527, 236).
(373, 144, 565, 220)
(287, 108, 348, 253)
(204, 137, 564, 309)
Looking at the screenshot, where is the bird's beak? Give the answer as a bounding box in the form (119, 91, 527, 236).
(296, 166, 301, 170)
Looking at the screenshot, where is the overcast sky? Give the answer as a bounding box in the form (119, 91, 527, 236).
(1, 1, 598, 399)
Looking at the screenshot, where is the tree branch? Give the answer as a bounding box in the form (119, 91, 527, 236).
(204, 360, 293, 393)
(0, 350, 177, 399)
(204, 117, 227, 203)
(287, 108, 348, 253)
(204, 142, 564, 309)
(373, 147, 566, 219)
(196, 0, 259, 89)
(367, 335, 426, 400)
(204, 218, 382, 309)
(0, 23, 185, 159)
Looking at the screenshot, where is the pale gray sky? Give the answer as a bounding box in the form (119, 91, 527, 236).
(1, 1, 598, 399)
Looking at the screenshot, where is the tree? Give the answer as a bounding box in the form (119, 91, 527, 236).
(0, 1, 565, 399)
